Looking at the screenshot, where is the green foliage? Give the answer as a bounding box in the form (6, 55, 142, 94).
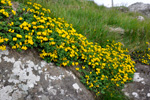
(132, 42, 150, 65)
(17, 0, 150, 51)
(99, 87, 130, 100)
(1, 0, 137, 99)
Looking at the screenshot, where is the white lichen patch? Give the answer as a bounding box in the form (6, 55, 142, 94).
(26, 60, 39, 71)
(147, 93, 150, 97)
(41, 61, 48, 68)
(124, 92, 130, 97)
(47, 86, 57, 95)
(72, 83, 82, 93)
(45, 72, 50, 80)
(8, 60, 40, 91)
(141, 81, 146, 85)
(0, 86, 13, 100)
(133, 73, 144, 82)
(132, 92, 139, 98)
(49, 75, 65, 80)
(0, 86, 24, 100)
(0, 50, 9, 62)
(60, 89, 65, 95)
(44, 72, 65, 81)
(3, 56, 15, 63)
(12, 90, 22, 100)
(18, 83, 29, 91)
(66, 71, 76, 79)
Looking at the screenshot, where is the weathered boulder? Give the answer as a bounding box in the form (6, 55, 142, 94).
(0, 46, 94, 100)
(11, 1, 19, 11)
(137, 16, 145, 21)
(108, 26, 125, 35)
(122, 63, 150, 100)
(128, 2, 150, 17)
(116, 7, 129, 13)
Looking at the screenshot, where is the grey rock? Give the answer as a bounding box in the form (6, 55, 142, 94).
(128, 2, 150, 17)
(109, 27, 125, 34)
(116, 7, 129, 13)
(137, 16, 145, 21)
(11, 2, 19, 11)
(122, 63, 150, 100)
(0, 46, 94, 100)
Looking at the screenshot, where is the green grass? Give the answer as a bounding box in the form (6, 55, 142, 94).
(97, 88, 131, 100)
(11, 0, 150, 99)
(15, 0, 150, 52)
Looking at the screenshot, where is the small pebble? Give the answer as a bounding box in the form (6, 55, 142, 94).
(147, 93, 150, 97)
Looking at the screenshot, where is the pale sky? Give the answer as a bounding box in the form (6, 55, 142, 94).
(94, 0, 150, 7)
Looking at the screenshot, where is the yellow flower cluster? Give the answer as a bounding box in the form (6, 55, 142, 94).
(8, 22, 14, 26)
(19, 17, 23, 20)
(0, 45, 6, 51)
(11, 10, 16, 15)
(132, 42, 150, 65)
(19, 21, 31, 31)
(8, 29, 14, 33)
(1, 0, 12, 6)
(0, 37, 9, 43)
(0, 0, 136, 95)
(0, 9, 9, 17)
(0, 0, 12, 17)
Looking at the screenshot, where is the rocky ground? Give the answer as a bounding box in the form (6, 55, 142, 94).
(123, 63, 150, 100)
(0, 1, 150, 100)
(0, 46, 150, 100)
(0, 47, 94, 100)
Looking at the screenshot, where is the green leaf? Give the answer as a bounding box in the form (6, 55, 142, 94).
(4, 27, 8, 31)
(0, 26, 3, 30)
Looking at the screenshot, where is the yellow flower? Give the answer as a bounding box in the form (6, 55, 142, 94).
(33, 26, 37, 29)
(23, 27, 29, 31)
(96, 85, 99, 87)
(9, 22, 14, 26)
(12, 10, 16, 15)
(39, 19, 45, 23)
(23, 8, 25, 11)
(21, 46, 27, 50)
(116, 84, 119, 87)
(51, 42, 56, 45)
(12, 46, 16, 49)
(37, 32, 41, 35)
(146, 42, 149, 45)
(0, 45, 6, 51)
(101, 77, 104, 80)
(32, 22, 37, 25)
(88, 62, 91, 65)
(19, 25, 23, 28)
(62, 62, 67, 66)
(1, 0, 6, 4)
(4, 38, 9, 42)
(82, 66, 85, 69)
(19, 17, 23, 20)
(47, 9, 51, 13)
(0, 38, 4, 43)
(72, 62, 75, 66)
(16, 34, 22, 38)
(19, 42, 22, 45)
(13, 37, 17, 41)
(75, 62, 79, 66)
(11, 30, 14, 33)
(28, 40, 34, 45)
(49, 38, 54, 41)
(76, 68, 79, 71)
(43, 37, 48, 41)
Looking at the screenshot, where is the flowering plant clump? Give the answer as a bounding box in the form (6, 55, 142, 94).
(132, 42, 150, 65)
(0, 0, 135, 96)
